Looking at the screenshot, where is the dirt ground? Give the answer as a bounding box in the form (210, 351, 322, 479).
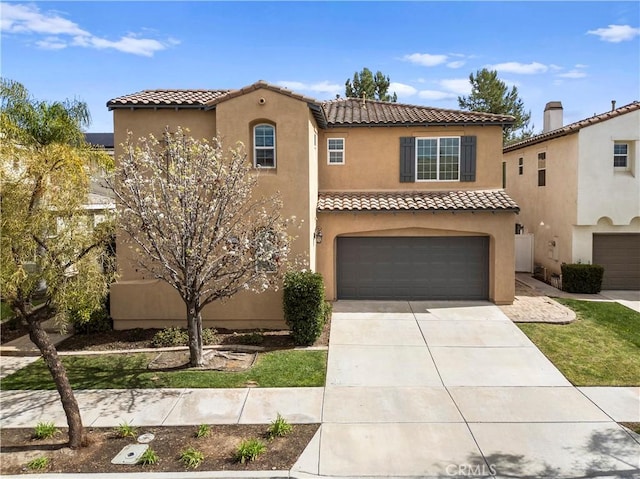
(0, 424, 319, 474)
(1, 318, 329, 473)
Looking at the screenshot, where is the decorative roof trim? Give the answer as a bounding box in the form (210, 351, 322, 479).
(504, 101, 640, 152)
(317, 190, 520, 213)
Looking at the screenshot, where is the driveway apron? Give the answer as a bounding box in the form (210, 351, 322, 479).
(296, 300, 640, 478)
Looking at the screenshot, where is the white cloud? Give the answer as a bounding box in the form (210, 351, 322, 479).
(35, 36, 67, 50)
(277, 81, 342, 96)
(438, 79, 471, 95)
(488, 62, 548, 74)
(1, 3, 175, 57)
(1, 3, 88, 36)
(418, 90, 456, 101)
(447, 60, 465, 69)
(587, 24, 640, 43)
(403, 53, 448, 67)
(557, 70, 587, 79)
(72, 35, 167, 57)
(575, 63, 588, 69)
(389, 82, 417, 97)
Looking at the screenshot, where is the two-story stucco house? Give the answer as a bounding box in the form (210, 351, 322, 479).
(504, 101, 640, 290)
(107, 81, 519, 330)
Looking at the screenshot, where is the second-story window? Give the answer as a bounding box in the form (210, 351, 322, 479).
(416, 137, 460, 181)
(518, 157, 524, 175)
(328, 138, 345, 164)
(614, 142, 629, 169)
(537, 152, 546, 186)
(254, 124, 276, 168)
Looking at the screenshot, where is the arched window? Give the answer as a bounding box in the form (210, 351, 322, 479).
(253, 124, 276, 168)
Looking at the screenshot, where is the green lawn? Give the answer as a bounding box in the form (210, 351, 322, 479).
(517, 299, 640, 386)
(0, 350, 327, 390)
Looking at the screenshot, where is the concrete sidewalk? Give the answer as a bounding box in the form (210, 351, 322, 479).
(2, 300, 639, 478)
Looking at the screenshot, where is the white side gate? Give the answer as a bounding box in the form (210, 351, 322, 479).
(515, 234, 534, 272)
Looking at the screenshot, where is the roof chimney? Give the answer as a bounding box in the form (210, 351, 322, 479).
(611, 100, 616, 111)
(543, 101, 563, 133)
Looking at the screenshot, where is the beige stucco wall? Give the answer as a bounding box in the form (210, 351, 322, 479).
(319, 125, 504, 191)
(316, 211, 516, 305)
(504, 134, 579, 277)
(110, 88, 317, 330)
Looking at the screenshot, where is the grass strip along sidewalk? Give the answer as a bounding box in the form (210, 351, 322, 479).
(518, 299, 640, 386)
(1, 350, 327, 390)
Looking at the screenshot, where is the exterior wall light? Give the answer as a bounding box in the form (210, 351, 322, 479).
(314, 228, 323, 244)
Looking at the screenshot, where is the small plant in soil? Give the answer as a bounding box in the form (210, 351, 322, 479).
(267, 413, 293, 439)
(32, 422, 58, 440)
(235, 438, 266, 463)
(113, 422, 137, 438)
(26, 456, 49, 470)
(235, 332, 265, 345)
(180, 446, 204, 469)
(138, 447, 159, 466)
(195, 424, 211, 438)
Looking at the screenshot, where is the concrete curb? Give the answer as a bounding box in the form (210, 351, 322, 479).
(0, 472, 293, 479)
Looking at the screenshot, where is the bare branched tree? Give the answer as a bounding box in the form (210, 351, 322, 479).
(110, 128, 292, 367)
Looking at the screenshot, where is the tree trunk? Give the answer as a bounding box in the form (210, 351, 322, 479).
(25, 310, 85, 449)
(186, 300, 204, 367)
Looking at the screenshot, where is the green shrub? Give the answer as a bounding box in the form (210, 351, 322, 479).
(561, 264, 605, 294)
(235, 332, 265, 345)
(195, 424, 211, 438)
(267, 413, 293, 439)
(152, 327, 188, 347)
(235, 438, 266, 463)
(180, 446, 204, 469)
(138, 447, 159, 465)
(70, 305, 112, 334)
(26, 456, 49, 470)
(152, 327, 219, 348)
(283, 271, 326, 346)
(113, 422, 137, 438)
(202, 328, 220, 345)
(33, 422, 58, 439)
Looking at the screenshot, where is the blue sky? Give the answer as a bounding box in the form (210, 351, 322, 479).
(1, 1, 639, 133)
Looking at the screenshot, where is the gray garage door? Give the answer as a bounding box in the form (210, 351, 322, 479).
(337, 236, 489, 300)
(592, 233, 640, 290)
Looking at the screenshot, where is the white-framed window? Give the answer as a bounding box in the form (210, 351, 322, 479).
(614, 142, 629, 169)
(254, 124, 276, 168)
(518, 157, 524, 175)
(416, 137, 460, 181)
(327, 138, 345, 164)
(537, 152, 546, 186)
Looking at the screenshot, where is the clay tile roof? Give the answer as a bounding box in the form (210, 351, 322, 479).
(317, 190, 519, 213)
(321, 98, 515, 126)
(203, 80, 320, 107)
(504, 101, 640, 152)
(107, 89, 229, 109)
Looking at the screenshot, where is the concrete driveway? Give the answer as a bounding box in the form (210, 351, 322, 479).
(293, 300, 640, 479)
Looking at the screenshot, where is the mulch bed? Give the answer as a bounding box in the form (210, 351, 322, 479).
(0, 424, 319, 474)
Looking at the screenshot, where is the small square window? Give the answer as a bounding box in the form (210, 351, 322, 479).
(614, 142, 628, 168)
(328, 138, 345, 164)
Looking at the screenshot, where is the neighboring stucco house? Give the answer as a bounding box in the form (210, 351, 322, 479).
(107, 81, 519, 330)
(504, 101, 640, 290)
(84, 132, 115, 223)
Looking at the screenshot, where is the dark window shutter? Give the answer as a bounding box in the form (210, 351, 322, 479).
(399, 137, 415, 183)
(460, 136, 477, 182)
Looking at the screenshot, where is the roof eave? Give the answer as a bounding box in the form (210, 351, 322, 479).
(318, 207, 520, 214)
(107, 103, 208, 111)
